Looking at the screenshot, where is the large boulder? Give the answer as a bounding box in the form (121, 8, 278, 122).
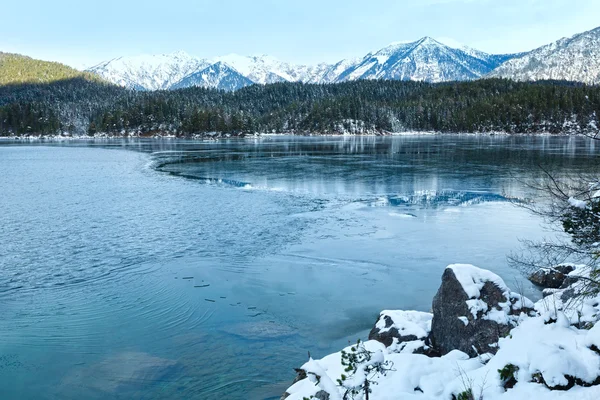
(529, 264, 576, 289)
(430, 264, 527, 357)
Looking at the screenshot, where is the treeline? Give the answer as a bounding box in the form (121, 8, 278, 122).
(0, 78, 599, 136)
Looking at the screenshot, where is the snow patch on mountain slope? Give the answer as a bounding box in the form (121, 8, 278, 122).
(213, 54, 333, 84)
(88, 51, 209, 91)
(170, 61, 253, 91)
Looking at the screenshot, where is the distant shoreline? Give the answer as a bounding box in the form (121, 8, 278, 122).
(0, 131, 587, 141)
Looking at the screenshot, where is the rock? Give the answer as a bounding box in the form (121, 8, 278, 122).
(369, 314, 414, 347)
(222, 320, 296, 340)
(292, 368, 308, 384)
(60, 352, 180, 396)
(529, 265, 575, 289)
(283, 389, 329, 400)
(281, 367, 308, 399)
(430, 264, 515, 357)
(314, 390, 330, 400)
(559, 275, 580, 289)
(368, 310, 437, 355)
(508, 292, 536, 317)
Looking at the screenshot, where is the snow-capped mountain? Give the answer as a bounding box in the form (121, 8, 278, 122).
(86, 40, 516, 91)
(170, 62, 254, 91)
(88, 51, 209, 91)
(318, 58, 362, 83)
(336, 37, 517, 83)
(84, 27, 600, 90)
(488, 26, 600, 84)
(213, 54, 332, 84)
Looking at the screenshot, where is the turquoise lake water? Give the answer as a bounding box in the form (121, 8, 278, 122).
(1, 135, 598, 399)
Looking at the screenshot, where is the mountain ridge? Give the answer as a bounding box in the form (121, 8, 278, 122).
(488, 26, 600, 85)
(85, 37, 522, 91)
(5, 26, 599, 92)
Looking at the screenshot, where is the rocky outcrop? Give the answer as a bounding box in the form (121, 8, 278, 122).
(282, 263, 599, 399)
(366, 266, 535, 359)
(529, 264, 576, 289)
(366, 266, 536, 359)
(282, 265, 541, 398)
(430, 265, 517, 357)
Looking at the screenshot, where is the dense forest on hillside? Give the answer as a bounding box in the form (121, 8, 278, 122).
(0, 78, 599, 136)
(0, 53, 100, 86)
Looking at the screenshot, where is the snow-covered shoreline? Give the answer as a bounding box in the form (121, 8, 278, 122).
(0, 131, 590, 142)
(282, 264, 600, 400)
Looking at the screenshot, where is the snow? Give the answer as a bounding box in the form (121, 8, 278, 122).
(510, 291, 535, 311)
(449, 264, 532, 325)
(375, 310, 432, 339)
(448, 264, 510, 299)
(466, 298, 489, 318)
(388, 212, 417, 218)
(87, 51, 209, 90)
(170, 62, 252, 91)
(535, 265, 600, 325)
(211, 53, 325, 84)
(286, 320, 600, 400)
(87, 26, 600, 91)
(87, 36, 520, 91)
(569, 197, 588, 209)
(489, 26, 600, 85)
(486, 315, 600, 389)
(284, 265, 600, 400)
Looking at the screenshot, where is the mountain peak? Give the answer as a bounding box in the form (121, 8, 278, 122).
(489, 24, 600, 84)
(418, 36, 437, 44)
(171, 61, 253, 91)
(414, 36, 444, 48)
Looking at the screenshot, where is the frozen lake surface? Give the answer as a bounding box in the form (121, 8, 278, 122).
(1, 135, 599, 399)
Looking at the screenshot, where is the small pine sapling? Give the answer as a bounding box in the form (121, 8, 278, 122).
(336, 339, 393, 400)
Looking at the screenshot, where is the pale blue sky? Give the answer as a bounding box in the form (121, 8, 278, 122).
(2, 0, 599, 69)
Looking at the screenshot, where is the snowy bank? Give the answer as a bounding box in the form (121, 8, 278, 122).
(282, 264, 600, 400)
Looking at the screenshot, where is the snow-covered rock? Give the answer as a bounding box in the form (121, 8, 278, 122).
(529, 264, 576, 289)
(431, 264, 529, 357)
(535, 265, 600, 328)
(368, 310, 434, 355)
(283, 264, 600, 400)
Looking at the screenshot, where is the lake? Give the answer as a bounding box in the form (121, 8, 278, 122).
(0, 134, 598, 399)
